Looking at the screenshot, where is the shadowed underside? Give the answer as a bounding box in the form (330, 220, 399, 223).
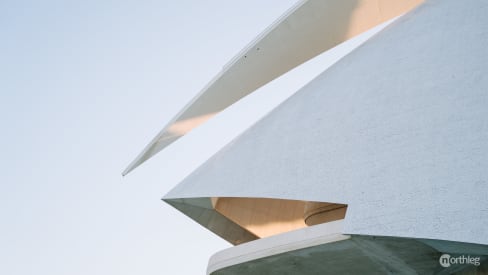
(166, 197, 347, 245)
(208, 227, 488, 275)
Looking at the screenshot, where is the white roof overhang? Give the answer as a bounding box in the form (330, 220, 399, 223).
(162, 0, 488, 246)
(123, 0, 423, 175)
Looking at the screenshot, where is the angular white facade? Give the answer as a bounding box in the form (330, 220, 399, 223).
(128, 0, 488, 273)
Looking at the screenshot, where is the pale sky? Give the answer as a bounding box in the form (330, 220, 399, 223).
(0, 1, 389, 274)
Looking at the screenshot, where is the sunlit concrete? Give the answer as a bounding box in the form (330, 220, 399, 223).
(214, 197, 306, 238)
(164, 0, 488, 247)
(142, 0, 488, 273)
(123, 0, 423, 175)
(166, 197, 346, 244)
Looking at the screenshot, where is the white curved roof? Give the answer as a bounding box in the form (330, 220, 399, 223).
(123, 0, 422, 175)
(164, 0, 488, 245)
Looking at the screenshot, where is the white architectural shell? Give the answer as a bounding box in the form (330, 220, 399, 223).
(164, 0, 488, 248)
(126, 0, 488, 273)
(123, 0, 422, 175)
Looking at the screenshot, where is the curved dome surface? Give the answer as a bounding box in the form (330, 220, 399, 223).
(164, 0, 488, 246)
(123, 0, 422, 175)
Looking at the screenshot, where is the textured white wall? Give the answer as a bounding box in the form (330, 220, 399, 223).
(165, 0, 488, 245)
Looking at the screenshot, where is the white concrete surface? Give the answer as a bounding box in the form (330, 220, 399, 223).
(123, 0, 422, 175)
(165, 0, 488, 246)
(207, 220, 347, 274)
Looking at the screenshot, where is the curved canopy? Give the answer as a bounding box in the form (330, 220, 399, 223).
(164, 0, 488, 246)
(123, 0, 423, 175)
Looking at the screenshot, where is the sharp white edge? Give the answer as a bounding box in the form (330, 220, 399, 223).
(162, 15, 403, 198)
(122, 1, 309, 176)
(123, 0, 423, 175)
(207, 220, 348, 275)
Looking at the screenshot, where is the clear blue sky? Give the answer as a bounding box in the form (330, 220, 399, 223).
(0, 0, 385, 274)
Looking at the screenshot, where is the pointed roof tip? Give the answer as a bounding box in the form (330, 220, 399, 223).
(122, 163, 134, 176)
(122, 153, 145, 176)
(121, 166, 132, 177)
(121, 155, 138, 176)
(122, 153, 147, 176)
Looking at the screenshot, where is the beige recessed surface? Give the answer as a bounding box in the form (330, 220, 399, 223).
(166, 197, 347, 245)
(123, 0, 423, 175)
